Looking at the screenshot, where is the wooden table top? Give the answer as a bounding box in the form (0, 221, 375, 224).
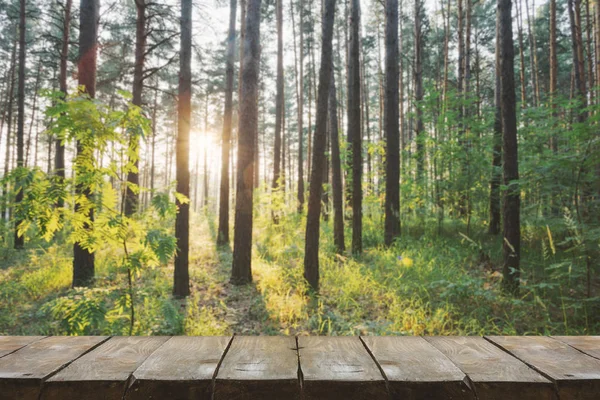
(0, 335, 598, 399)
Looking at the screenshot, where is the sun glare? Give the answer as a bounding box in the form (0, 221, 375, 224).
(189, 130, 219, 165)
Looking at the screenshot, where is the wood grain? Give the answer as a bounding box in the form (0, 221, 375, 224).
(213, 336, 299, 400)
(298, 336, 389, 400)
(0, 336, 107, 400)
(125, 336, 231, 400)
(426, 336, 556, 400)
(362, 336, 474, 400)
(0, 336, 44, 359)
(41, 336, 168, 400)
(553, 336, 600, 360)
(487, 335, 600, 400)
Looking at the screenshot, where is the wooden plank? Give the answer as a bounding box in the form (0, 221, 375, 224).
(41, 336, 169, 400)
(0, 336, 107, 400)
(553, 336, 600, 360)
(362, 336, 475, 400)
(298, 336, 389, 400)
(0, 336, 45, 358)
(426, 336, 556, 400)
(125, 336, 231, 400)
(213, 336, 299, 400)
(488, 336, 600, 400)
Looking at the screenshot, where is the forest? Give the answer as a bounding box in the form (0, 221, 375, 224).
(0, 0, 598, 337)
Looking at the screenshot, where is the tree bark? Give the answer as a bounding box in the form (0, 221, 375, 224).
(294, 0, 305, 212)
(218, 0, 237, 245)
(231, 0, 262, 285)
(569, 0, 588, 122)
(73, 0, 99, 287)
(515, 0, 527, 105)
(56, 0, 70, 198)
(125, 0, 148, 215)
(414, 0, 424, 182)
(348, 0, 362, 254)
(384, 0, 400, 245)
(303, 0, 336, 291)
(489, 5, 502, 235)
(329, 70, 345, 253)
(499, 0, 520, 294)
(272, 0, 283, 196)
(14, 0, 26, 249)
(173, 0, 192, 297)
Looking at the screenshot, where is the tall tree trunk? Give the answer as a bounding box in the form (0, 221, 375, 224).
(272, 0, 283, 196)
(384, 0, 400, 245)
(73, 0, 99, 287)
(173, 0, 192, 297)
(399, 0, 405, 166)
(569, 0, 588, 122)
(348, 0, 362, 254)
(550, 0, 558, 153)
(524, 0, 539, 105)
(499, 0, 520, 293)
(150, 86, 157, 197)
(125, 0, 148, 215)
(14, 0, 26, 249)
(489, 5, 502, 235)
(304, 0, 336, 291)
(218, 0, 237, 245)
(231, 0, 262, 285)
(595, 0, 600, 101)
(295, 0, 305, 212)
(585, 0, 594, 104)
(515, 0, 527, 105)
(55, 0, 71, 199)
(329, 69, 345, 253)
(414, 0, 424, 182)
(25, 62, 41, 167)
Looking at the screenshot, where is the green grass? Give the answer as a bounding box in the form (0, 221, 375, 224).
(0, 206, 598, 336)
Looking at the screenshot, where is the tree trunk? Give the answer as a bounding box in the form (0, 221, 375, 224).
(303, 0, 336, 291)
(55, 0, 71, 196)
(348, 0, 362, 254)
(272, 0, 283, 197)
(218, 0, 237, 245)
(329, 70, 345, 253)
(515, 0, 527, 105)
(489, 5, 502, 235)
(384, 0, 400, 246)
(231, 0, 262, 285)
(14, 0, 26, 249)
(524, 0, 539, 106)
(414, 0, 424, 182)
(550, 0, 558, 153)
(125, 0, 147, 215)
(295, 0, 305, 212)
(569, 0, 588, 122)
(73, 0, 99, 287)
(173, 0, 192, 297)
(25, 62, 42, 168)
(499, 0, 520, 294)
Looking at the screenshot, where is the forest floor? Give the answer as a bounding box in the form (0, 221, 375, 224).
(1, 206, 598, 336)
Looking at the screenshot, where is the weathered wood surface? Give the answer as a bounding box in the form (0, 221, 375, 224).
(363, 336, 475, 400)
(553, 336, 600, 360)
(298, 336, 388, 399)
(0, 336, 108, 400)
(0, 336, 44, 358)
(213, 336, 299, 400)
(425, 336, 556, 400)
(126, 336, 231, 400)
(0, 335, 599, 399)
(41, 336, 168, 400)
(487, 336, 600, 400)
